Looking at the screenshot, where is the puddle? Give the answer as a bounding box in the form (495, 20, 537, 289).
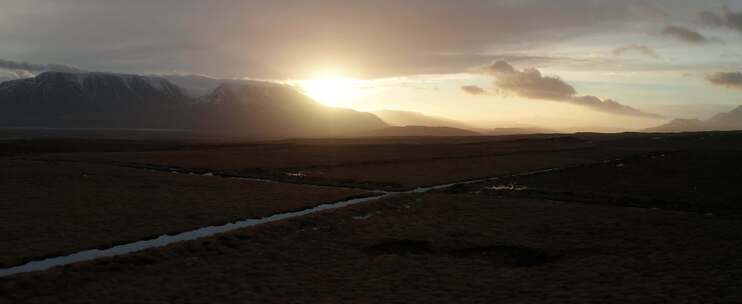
(352, 214, 374, 220)
(487, 184, 529, 191)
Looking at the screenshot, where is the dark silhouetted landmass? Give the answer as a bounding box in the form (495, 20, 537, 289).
(193, 82, 388, 138)
(0, 72, 388, 138)
(373, 110, 476, 130)
(0, 72, 190, 129)
(357, 125, 481, 137)
(487, 127, 554, 136)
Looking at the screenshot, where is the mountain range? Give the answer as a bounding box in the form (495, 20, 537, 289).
(373, 110, 554, 135)
(1, 71, 739, 138)
(0, 72, 190, 129)
(644, 106, 742, 132)
(0, 72, 386, 138)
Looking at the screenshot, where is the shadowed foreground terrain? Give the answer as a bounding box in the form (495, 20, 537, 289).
(1, 131, 741, 303)
(0, 160, 370, 268)
(466, 149, 742, 217)
(2, 194, 740, 303)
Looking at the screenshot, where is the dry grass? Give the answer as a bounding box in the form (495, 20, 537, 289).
(2, 132, 742, 303)
(48, 138, 595, 169)
(2, 193, 740, 303)
(0, 159, 369, 268)
(41, 134, 693, 190)
(469, 149, 742, 216)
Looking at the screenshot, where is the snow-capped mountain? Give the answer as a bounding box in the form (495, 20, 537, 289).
(0, 71, 388, 138)
(193, 82, 387, 137)
(0, 72, 190, 128)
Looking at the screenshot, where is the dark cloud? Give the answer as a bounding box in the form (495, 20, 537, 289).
(699, 11, 725, 27)
(699, 8, 742, 32)
(461, 85, 487, 95)
(660, 26, 708, 44)
(707, 72, 742, 90)
(612, 45, 659, 58)
(487, 61, 576, 101)
(726, 8, 742, 32)
(484, 61, 663, 118)
(0, 0, 713, 78)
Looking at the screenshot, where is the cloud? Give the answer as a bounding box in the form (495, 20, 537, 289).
(461, 85, 487, 95)
(699, 11, 724, 27)
(486, 61, 576, 100)
(0, 58, 82, 73)
(0, 58, 84, 83)
(612, 45, 659, 58)
(700, 8, 742, 32)
(707, 72, 742, 90)
(484, 61, 663, 118)
(660, 26, 708, 44)
(0, 1, 717, 78)
(726, 8, 742, 32)
(0, 68, 37, 83)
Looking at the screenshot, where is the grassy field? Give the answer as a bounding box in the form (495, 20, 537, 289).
(36, 133, 720, 190)
(2, 193, 740, 303)
(1, 131, 741, 303)
(456, 149, 742, 217)
(0, 159, 369, 268)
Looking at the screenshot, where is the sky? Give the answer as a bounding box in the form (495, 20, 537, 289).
(1, 0, 742, 130)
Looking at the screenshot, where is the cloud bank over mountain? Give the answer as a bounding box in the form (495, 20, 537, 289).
(0, 58, 83, 83)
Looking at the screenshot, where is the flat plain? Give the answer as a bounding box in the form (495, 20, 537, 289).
(0, 159, 370, 268)
(1, 131, 741, 303)
(2, 193, 740, 303)
(42, 132, 711, 190)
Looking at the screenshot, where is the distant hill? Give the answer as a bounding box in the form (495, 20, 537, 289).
(645, 106, 742, 132)
(0, 72, 387, 138)
(356, 126, 481, 137)
(563, 126, 628, 133)
(487, 127, 554, 136)
(373, 110, 476, 130)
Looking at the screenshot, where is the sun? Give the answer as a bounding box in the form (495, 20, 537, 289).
(299, 73, 364, 107)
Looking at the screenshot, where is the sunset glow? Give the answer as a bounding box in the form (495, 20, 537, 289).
(299, 74, 366, 107)
(1, 2, 741, 301)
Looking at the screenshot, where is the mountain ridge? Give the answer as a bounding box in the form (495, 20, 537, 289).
(0, 71, 387, 138)
(645, 106, 742, 132)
